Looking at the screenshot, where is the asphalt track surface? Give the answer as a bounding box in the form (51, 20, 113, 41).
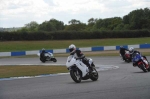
(0, 56, 150, 99)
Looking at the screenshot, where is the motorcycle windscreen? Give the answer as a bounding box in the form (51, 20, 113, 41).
(66, 56, 76, 68)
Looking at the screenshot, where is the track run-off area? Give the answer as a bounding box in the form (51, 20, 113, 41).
(0, 56, 150, 99)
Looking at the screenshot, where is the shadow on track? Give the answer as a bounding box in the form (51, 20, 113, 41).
(133, 71, 148, 73)
(67, 80, 99, 84)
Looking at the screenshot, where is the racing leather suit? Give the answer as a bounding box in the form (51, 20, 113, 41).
(40, 50, 48, 61)
(70, 50, 91, 66)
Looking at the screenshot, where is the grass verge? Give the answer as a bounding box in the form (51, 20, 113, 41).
(0, 37, 150, 52)
(0, 66, 68, 78)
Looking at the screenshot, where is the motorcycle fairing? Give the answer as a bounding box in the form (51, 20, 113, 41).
(66, 55, 89, 77)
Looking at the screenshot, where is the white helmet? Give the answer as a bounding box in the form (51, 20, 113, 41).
(41, 48, 45, 52)
(69, 44, 76, 53)
(129, 47, 134, 52)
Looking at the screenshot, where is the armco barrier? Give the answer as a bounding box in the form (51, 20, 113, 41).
(0, 44, 150, 57)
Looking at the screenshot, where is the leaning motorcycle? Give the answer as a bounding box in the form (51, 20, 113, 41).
(66, 55, 98, 83)
(132, 53, 150, 72)
(37, 52, 57, 63)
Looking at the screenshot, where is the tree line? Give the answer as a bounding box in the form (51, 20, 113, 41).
(17, 7, 150, 32)
(1, 30, 150, 41)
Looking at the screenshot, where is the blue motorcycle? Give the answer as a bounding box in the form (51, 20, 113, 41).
(132, 53, 150, 72)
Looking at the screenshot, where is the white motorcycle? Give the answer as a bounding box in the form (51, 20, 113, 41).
(66, 55, 98, 83)
(37, 52, 57, 63)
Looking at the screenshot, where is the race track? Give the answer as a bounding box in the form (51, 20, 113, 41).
(0, 56, 150, 99)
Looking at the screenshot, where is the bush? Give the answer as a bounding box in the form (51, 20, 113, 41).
(0, 30, 150, 41)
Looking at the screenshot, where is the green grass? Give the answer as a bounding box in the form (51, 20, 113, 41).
(0, 66, 68, 78)
(0, 37, 150, 52)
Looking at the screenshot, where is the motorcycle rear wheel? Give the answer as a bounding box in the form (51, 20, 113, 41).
(52, 58, 57, 62)
(90, 68, 99, 81)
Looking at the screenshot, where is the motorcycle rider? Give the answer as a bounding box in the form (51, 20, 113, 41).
(129, 47, 141, 56)
(68, 44, 93, 72)
(40, 48, 48, 61)
(119, 46, 129, 61)
(129, 47, 149, 68)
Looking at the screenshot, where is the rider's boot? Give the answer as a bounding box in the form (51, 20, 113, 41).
(86, 63, 92, 73)
(88, 64, 95, 73)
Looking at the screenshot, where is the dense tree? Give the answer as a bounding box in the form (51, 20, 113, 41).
(38, 19, 64, 31)
(17, 21, 39, 32)
(25, 21, 38, 30)
(93, 17, 122, 30)
(123, 15, 129, 24)
(85, 18, 98, 31)
(65, 19, 86, 31)
(123, 7, 150, 30)
(68, 19, 81, 25)
(38, 21, 55, 31)
(48, 18, 64, 30)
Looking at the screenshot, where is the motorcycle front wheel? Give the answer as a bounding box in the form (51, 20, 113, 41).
(70, 70, 81, 83)
(139, 64, 147, 72)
